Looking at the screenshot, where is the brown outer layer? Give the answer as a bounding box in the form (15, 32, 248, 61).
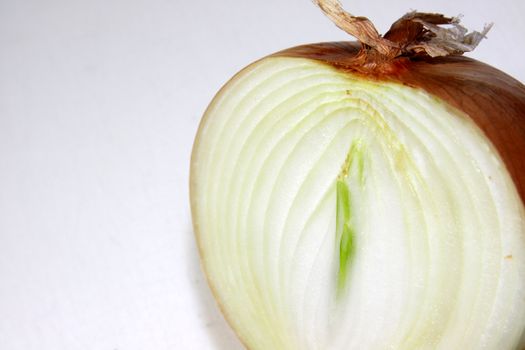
(273, 42, 525, 206)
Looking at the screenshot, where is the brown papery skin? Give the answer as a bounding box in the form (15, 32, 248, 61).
(273, 42, 525, 206)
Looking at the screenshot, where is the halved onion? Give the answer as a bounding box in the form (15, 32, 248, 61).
(190, 2, 525, 349)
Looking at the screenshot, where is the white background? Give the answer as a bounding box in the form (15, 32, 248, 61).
(0, 0, 523, 349)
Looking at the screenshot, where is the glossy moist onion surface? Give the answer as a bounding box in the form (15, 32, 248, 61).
(191, 56, 525, 349)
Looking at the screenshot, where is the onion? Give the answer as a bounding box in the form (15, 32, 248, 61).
(190, 1, 525, 349)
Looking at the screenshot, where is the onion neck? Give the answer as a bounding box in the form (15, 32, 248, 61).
(312, 0, 401, 60)
(314, 0, 492, 63)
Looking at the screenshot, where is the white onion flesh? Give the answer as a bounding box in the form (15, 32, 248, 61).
(191, 57, 525, 349)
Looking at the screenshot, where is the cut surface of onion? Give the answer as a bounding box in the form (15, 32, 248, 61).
(191, 56, 525, 349)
